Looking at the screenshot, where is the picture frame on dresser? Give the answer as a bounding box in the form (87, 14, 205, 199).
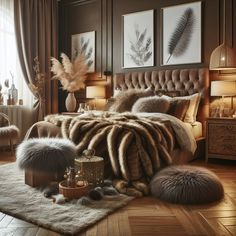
(122, 9, 154, 69)
(161, 1, 202, 66)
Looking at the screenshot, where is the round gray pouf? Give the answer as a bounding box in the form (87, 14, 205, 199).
(150, 165, 224, 204)
(16, 138, 77, 172)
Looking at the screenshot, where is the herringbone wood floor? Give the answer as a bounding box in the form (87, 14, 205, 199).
(0, 151, 235, 236)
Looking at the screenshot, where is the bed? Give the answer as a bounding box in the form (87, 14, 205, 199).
(112, 68, 209, 159)
(25, 68, 209, 196)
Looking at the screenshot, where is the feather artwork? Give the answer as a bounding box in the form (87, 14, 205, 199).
(51, 53, 88, 92)
(127, 24, 152, 66)
(166, 8, 195, 64)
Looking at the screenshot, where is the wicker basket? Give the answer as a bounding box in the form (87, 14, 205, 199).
(59, 180, 89, 200)
(75, 156, 104, 188)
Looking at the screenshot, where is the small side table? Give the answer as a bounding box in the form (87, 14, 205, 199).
(75, 156, 104, 188)
(206, 117, 236, 162)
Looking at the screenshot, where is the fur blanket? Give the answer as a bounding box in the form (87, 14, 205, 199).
(43, 113, 176, 197)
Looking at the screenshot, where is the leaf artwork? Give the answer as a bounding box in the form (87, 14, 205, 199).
(166, 8, 195, 64)
(78, 37, 94, 69)
(127, 24, 152, 66)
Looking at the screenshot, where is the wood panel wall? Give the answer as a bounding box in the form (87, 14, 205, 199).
(58, 0, 236, 111)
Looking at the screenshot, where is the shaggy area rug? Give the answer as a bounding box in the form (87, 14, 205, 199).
(0, 163, 133, 235)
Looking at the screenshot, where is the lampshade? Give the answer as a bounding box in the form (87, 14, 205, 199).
(209, 0, 236, 70)
(211, 81, 236, 96)
(86, 86, 106, 99)
(209, 43, 236, 70)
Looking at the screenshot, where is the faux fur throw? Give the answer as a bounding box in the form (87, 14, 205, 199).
(44, 113, 175, 197)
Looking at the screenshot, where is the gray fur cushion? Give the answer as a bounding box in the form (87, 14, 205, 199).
(0, 125, 19, 140)
(150, 165, 224, 204)
(132, 96, 170, 113)
(16, 138, 76, 172)
(109, 89, 154, 113)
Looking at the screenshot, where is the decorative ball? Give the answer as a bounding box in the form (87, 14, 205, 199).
(88, 189, 103, 200)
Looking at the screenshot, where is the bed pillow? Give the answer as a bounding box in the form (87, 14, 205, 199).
(155, 90, 181, 97)
(162, 93, 201, 123)
(132, 96, 170, 113)
(109, 88, 154, 112)
(167, 99, 190, 121)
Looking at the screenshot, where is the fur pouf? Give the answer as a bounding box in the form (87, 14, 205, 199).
(16, 138, 76, 172)
(150, 165, 224, 204)
(0, 125, 19, 140)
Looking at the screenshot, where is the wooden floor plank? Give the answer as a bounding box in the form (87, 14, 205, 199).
(0, 154, 236, 236)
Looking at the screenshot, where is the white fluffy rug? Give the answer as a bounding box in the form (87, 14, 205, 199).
(0, 163, 133, 235)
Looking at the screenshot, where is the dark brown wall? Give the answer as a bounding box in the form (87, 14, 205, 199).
(59, 0, 236, 109)
(112, 0, 221, 73)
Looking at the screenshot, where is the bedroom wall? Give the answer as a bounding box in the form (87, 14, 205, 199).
(58, 0, 236, 110)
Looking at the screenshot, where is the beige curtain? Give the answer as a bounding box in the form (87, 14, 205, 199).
(14, 0, 58, 121)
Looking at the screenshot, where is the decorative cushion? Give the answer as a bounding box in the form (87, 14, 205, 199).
(16, 138, 76, 172)
(155, 90, 181, 97)
(162, 93, 201, 123)
(0, 125, 19, 140)
(132, 96, 170, 113)
(167, 99, 190, 121)
(150, 165, 224, 204)
(109, 88, 154, 113)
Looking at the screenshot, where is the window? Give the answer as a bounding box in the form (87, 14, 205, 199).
(0, 0, 33, 107)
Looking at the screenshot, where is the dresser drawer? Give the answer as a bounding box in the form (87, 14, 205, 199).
(208, 123, 236, 155)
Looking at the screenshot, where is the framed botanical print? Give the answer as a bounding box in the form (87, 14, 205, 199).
(161, 2, 201, 65)
(71, 31, 96, 73)
(122, 10, 154, 68)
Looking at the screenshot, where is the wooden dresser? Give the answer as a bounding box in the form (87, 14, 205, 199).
(206, 117, 236, 162)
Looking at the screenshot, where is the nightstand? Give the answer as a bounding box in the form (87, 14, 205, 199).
(206, 117, 236, 162)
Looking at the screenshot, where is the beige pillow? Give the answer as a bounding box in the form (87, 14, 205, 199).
(132, 96, 170, 113)
(162, 93, 201, 123)
(109, 88, 154, 112)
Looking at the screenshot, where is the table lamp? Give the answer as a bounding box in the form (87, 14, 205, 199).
(86, 86, 106, 110)
(211, 81, 236, 117)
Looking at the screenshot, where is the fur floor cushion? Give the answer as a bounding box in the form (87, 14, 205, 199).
(16, 138, 77, 172)
(0, 125, 19, 140)
(132, 96, 170, 113)
(150, 165, 224, 204)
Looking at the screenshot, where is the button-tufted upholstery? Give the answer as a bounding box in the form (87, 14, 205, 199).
(114, 68, 209, 136)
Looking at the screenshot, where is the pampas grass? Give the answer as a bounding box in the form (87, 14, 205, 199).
(51, 53, 88, 92)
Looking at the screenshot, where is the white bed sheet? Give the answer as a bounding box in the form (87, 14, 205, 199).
(184, 121, 202, 139)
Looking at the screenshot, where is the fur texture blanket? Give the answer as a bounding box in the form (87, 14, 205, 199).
(42, 113, 175, 197)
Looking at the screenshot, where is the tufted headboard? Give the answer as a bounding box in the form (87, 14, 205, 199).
(113, 68, 209, 135)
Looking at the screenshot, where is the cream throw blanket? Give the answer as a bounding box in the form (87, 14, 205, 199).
(41, 112, 196, 197)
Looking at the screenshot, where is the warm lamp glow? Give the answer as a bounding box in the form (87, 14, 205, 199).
(211, 81, 236, 97)
(86, 86, 106, 99)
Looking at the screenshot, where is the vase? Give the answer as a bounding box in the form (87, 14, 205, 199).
(8, 83, 18, 105)
(65, 92, 77, 112)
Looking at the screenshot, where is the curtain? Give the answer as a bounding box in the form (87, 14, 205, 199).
(0, 0, 33, 108)
(14, 0, 58, 121)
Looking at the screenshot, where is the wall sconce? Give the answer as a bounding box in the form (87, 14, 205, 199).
(211, 80, 236, 116)
(209, 0, 236, 70)
(86, 86, 106, 110)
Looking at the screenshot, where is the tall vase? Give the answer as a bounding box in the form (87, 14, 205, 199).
(65, 92, 77, 112)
